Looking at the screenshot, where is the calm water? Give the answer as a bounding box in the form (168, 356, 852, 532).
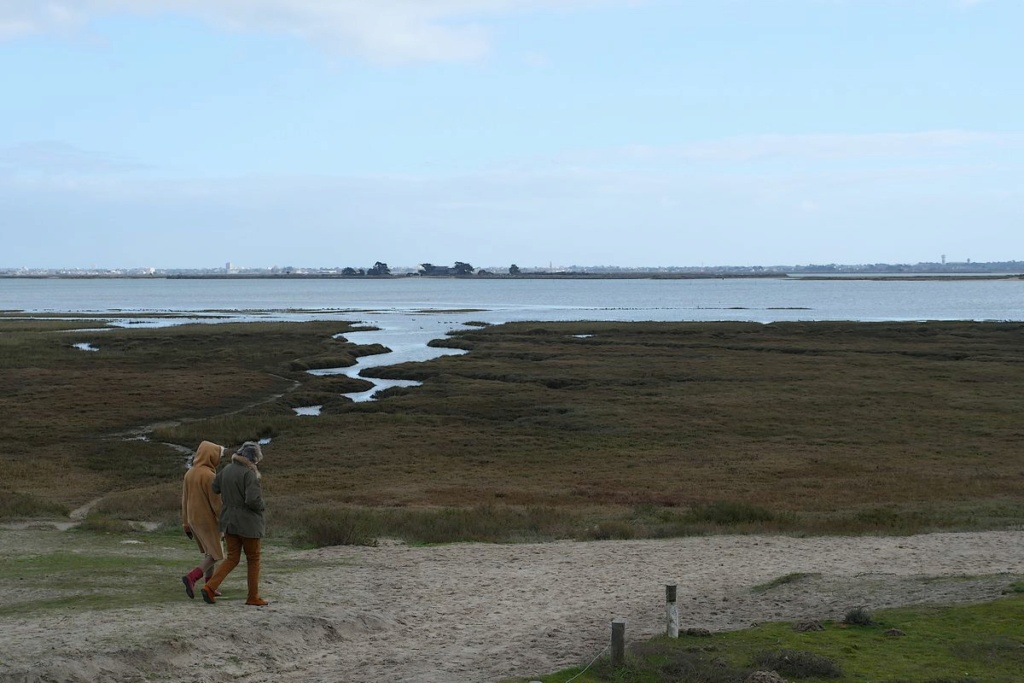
(6, 276, 1021, 402)
(3, 276, 1023, 322)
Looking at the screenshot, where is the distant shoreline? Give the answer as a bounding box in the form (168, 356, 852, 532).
(1, 272, 1021, 282)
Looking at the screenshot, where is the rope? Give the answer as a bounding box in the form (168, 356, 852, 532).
(562, 644, 611, 683)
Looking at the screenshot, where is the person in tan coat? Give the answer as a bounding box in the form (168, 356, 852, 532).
(200, 441, 268, 607)
(181, 440, 225, 599)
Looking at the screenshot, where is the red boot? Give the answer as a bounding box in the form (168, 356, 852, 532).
(181, 567, 203, 599)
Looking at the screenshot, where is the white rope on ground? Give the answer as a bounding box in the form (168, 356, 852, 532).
(561, 644, 611, 683)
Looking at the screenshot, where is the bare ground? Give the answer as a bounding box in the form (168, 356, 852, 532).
(1, 530, 1022, 683)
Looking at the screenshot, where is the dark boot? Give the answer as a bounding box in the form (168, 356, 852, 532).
(181, 567, 203, 599)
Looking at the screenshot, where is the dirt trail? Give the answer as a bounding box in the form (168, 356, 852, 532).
(1, 530, 1022, 683)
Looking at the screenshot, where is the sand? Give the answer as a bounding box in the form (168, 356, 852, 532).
(1, 529, 1022, 683)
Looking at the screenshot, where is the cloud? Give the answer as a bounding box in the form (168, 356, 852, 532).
(0, 141, 144, 174)
(3, 132, 1021, 269)
(0, 0, 632, 62)
(614, 131, 1024, 165)
(0, 2, 83, 38)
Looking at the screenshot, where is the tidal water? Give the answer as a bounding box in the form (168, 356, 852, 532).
(3, 276, 1022, 322)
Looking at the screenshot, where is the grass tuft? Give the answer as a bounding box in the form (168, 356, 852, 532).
(843, 606, 875, 626)
(752, 649, 843, 678)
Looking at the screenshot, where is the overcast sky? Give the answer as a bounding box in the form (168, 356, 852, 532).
(1, 0, 1021, 270)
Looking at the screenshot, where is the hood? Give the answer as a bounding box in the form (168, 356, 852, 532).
(192, 440, 224, 470)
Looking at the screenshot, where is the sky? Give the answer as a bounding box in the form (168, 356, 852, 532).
(1, 0, 1021, 271)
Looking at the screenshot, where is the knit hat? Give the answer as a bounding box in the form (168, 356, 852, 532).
(237, 441, 264, 464)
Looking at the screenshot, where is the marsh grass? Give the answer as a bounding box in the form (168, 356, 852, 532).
(151, 414, 287, 448)
(284, 500, 810, 547)
(537, 593, 1024, 683)
(94, 482, 182, 523)
(5, 318, 1024, 539)
(0, 490, 69, 519)
(290, 504, 580, 547)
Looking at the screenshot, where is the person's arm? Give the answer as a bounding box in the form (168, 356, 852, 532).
(211, 469, 223, 495)
(243, 472, 266, 512)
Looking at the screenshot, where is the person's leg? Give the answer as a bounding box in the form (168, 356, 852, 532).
(201, 534, 241, 603)
(241, 537, 267, 606)
(199, 554, 221, 596)
(181, 563, 204, 599)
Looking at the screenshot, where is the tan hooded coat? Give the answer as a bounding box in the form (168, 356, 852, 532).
(181, 441, 225, 560)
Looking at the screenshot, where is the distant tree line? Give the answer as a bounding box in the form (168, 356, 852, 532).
(27, 259, 1019, 280)
(330, 261, 524, 277)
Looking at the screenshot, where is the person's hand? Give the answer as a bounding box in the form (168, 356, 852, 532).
(183, 524, 193, 540)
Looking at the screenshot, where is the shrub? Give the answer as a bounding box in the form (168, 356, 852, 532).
(752, 649, 843, 678)
(291, 507, 379, 548)
(844, 606, 874, 626)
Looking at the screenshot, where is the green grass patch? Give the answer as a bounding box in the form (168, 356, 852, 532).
(532, 594, 1024, 683)
(0, 527, 328, 616)
(0, 547, 183, 616)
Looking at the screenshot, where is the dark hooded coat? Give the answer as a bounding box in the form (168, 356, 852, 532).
(212, 452, 266, 538)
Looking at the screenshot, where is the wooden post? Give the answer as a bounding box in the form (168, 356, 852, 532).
(666, 583, 679, 638)
(611, 618, 626, 667)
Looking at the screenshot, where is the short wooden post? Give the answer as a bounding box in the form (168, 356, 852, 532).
(611, 618, 626, 667)
(666, 583, 679, 638)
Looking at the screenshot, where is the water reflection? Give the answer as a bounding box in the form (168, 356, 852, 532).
(308, 319, 468, 402)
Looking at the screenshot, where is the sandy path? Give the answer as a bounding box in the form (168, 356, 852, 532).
(1, 530, 1022, 683)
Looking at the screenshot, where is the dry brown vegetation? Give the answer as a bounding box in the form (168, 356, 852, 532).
(3, 317, 1024, 539)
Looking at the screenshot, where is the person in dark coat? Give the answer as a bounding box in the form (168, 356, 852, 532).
(200, 441, 268, 606)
